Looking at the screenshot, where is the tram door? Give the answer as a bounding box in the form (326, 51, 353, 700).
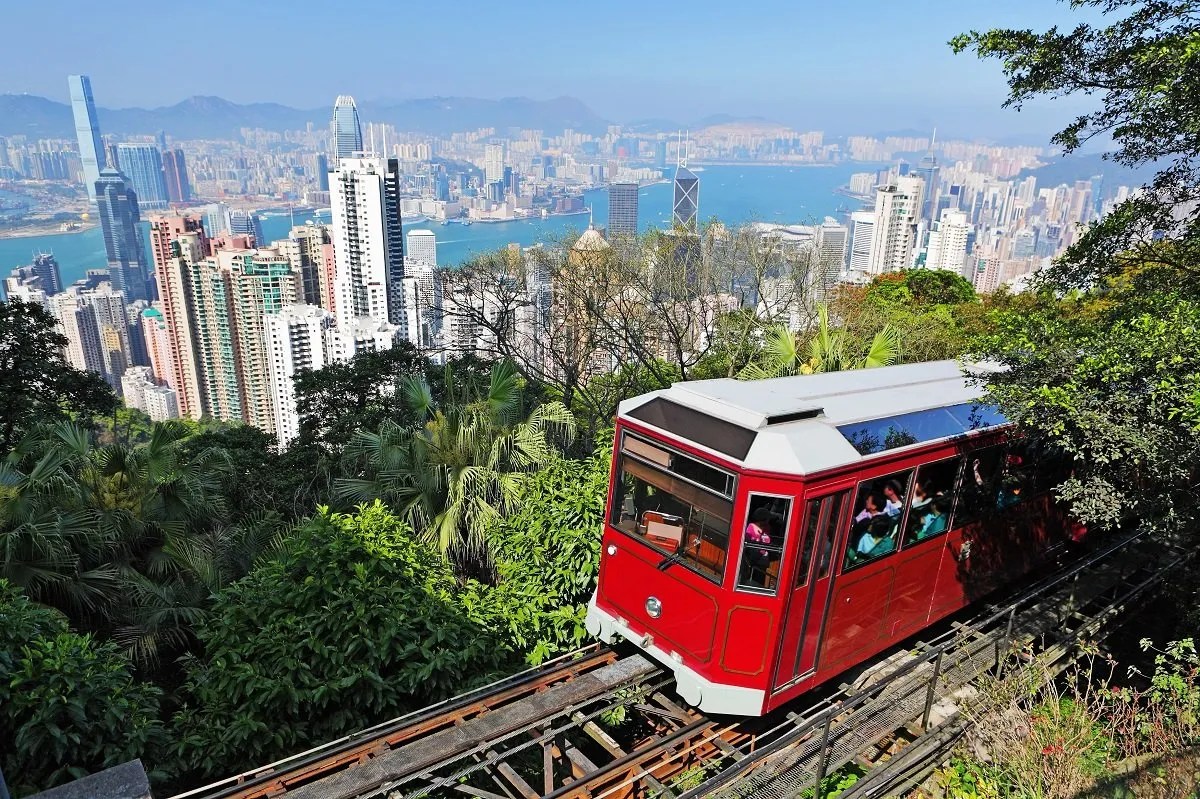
(773, 488, 851, 689)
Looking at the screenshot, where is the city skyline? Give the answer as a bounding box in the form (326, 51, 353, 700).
(6, 1, 1106, 138)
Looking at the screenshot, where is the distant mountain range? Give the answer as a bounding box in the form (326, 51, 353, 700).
(0, 93, 611, 139)
(1016, 152, 1159, 187)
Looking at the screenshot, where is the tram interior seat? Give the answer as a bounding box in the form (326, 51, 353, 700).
(642, 511, 683, 547)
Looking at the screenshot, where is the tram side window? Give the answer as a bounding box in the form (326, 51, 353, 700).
(954, 446, 1008, 527)
(812, 492, 846, 581)
(610, 452, 733, 583)
(902, 457, 963, 547)
(843, 469, 914, 571)
(736, 495, 792, 593)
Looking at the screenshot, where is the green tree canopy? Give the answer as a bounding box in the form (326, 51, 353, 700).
(170, 501, 515, 783)
(955, 1, 1200, 532)
(0, 580, 165, 796)
(0, 299, 116, 454)
(951, 0, 1200, 288)
(292, 343, 430, 454)
(338, 359, 575, 570)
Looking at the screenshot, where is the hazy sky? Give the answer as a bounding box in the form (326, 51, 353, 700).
(4, 0, 1103, 137)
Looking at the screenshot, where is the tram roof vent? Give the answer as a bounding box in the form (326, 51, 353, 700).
(765, 407, 824, 425)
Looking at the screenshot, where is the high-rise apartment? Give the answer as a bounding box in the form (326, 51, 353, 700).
(867, 176, 924, 274)
(49, 281, 131, 388)
(483, 144, 505, 184)
(263, 304, 337, 445)
(149, 216, 209, 419)
(274, 223, 333, 308)
(406, 228, 437, 266)
(925, 209, 971, 273)
(95, 168, 150, 301)
(330, 95, 363, 168)
(672, 165, 699, 231)
(68, 75, 106, 206)
(162, 148, 191, 203)
(608, 183, 639, 239)
(331, 156, 406, 338)
(220, 249, 297, 434)
(116, 143, 170, 210)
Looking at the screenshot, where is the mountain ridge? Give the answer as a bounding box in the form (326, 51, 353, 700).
(0, 93, 610, 139)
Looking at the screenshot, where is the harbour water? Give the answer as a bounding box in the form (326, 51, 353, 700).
(0, 163, 872, 287)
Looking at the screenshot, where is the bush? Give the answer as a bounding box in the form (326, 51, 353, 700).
(488, 448, 610, 663)
(0, 580, 165, 796)
(170, 501, 517, 784)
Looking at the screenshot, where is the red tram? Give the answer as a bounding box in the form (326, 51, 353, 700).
(585, 360, 1072, 716)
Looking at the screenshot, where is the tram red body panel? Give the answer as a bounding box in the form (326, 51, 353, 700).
(586, 361, 1070, 716)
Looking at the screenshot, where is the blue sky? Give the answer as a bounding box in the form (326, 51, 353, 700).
(5, 0, 1103, 137)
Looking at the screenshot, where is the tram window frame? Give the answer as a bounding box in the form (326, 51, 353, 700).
(842, 468, 914, 572)
(900, 457, 964, 548)
(735, 493, 793, 595)
(813, 492, 846, 581)
(609, 432, 737, 584)
(954, 445, 1008, 527)
(795, 498, 823, 588)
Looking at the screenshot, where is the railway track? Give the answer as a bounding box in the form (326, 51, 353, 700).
(177, 528, 1185, 799)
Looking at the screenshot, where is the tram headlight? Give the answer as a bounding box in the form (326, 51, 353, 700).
(606, 544, 617, 556)
(645, 596, 662, 618)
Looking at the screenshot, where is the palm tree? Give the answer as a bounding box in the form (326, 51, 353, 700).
(0, 420, 286, 669)
(338, 359, 575, 567)
(0, 423, 120, 621)
(739, 304, 901, 379)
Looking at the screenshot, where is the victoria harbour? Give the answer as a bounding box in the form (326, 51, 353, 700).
(0, 163, 869, 287)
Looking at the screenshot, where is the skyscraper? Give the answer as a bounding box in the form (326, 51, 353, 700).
(149, 216, 208, 419)
(330, 95, 363, 168)
(925, 209, 972, 273)
(672, 158, 699, 232)
(608, 183, 639, 239)
(19, 253, 64, 295)
(227, 209, 265, 247)
(867, 176, 924, 274)
(275, 223, 334, 308)
(848, 211, 878, 273)
(162, 148, 191, 203)
(264, 304, 337, 445)
(116, 143, 170, 210)
(483, 144, 505, 184)
(68, 75, 106, 206)
(331, 156, 406, 337)
(95, 168, 150, 301)
(406, 228, 437, 266)
(814, 217, 849, 292)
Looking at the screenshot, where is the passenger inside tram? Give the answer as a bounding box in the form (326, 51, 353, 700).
(739, 497, 788, 589)
(913, 499, 948, 540)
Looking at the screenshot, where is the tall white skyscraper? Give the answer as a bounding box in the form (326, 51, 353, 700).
(925, 209, 971, 273)
(814, 217, 849, 291)
(331, 156, 407, 339)
(330, 95, 364, 168)
(264, 304, 337, 446)
(406, 228, 437, 266)
(483, 144, 505, 184)
(868, 176, 924, 274)
(848, 211, 877, 273)
(68, 75, 105, 206)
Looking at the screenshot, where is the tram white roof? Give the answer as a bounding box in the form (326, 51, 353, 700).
(618, 360, 1006, 476)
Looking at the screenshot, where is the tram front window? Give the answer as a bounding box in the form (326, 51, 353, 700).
(611, 435, 734, 583)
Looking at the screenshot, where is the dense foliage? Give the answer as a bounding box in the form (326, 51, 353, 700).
(170, 502, 516, 782)
(956, 0, 1200, 534)
(0, 581, 165, 795)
